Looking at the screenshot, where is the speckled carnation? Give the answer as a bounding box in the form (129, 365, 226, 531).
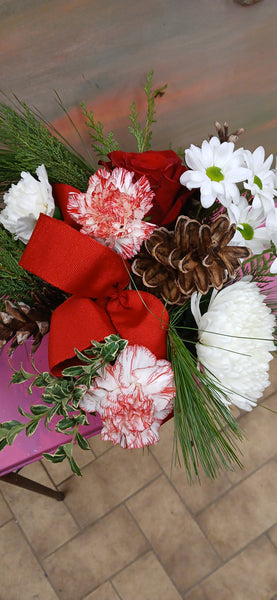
(80, 344, 175, 449)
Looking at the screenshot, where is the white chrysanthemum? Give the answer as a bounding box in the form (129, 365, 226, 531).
(191, 280, 275, 411)
(0, 165, 55, 244)
(180, 136, 250, 209)
(243, 147, 276, 216)
(227, 196, 270, 254)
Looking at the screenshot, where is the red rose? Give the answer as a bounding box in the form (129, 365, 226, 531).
(108, 150, 192, 225)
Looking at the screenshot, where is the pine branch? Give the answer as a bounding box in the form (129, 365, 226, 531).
(0, 98, 93, 192)
(128, 70, 167, 152)
(0, 225, 66, 310)
(168, 325, 243, 482)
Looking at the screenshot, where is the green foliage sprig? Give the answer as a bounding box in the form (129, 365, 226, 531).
(80, 102, 120, 159)
(0, 225, 66, 311)
(0, 335, 128, 475)
(0, 98, 93, 193)
(168, 316, 243, 482)
(128, 70, 167, 152)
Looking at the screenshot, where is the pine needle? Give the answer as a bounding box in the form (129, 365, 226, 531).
(168, 325, 244, 482)
(0, 97, 93, 192)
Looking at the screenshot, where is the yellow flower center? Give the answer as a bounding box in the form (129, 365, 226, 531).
(237, 223, 254, 240)
(206, 166, 224, 182)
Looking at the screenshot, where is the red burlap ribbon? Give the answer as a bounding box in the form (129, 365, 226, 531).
(20, 201, 169, 376)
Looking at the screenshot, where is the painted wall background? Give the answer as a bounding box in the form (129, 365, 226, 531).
(1, 0, 277, 159)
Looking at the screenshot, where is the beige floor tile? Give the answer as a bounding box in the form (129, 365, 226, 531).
(151, 415, 233, 513)
(42, 442, 95, 485)
(0, 490, 12, 526)
(60, 444, 161, 527)
(0, 521, 59, 600)
(150, 418, 175, 475)
(183, 587, 209, 600)
(184, 536, 277, 600)
(172, 464, 232, 515)
(43, 505, 148, 600)
(0, 461, 79, 558)
(263, 357, 277, 398)
(226, 394, 277, 485)
(83, 581, 121, 600)
(112, 550, 182, 600)
(268, 524, 277, 549)
(88, 433, 114, 457)
(197, 461, 277, 560)
(127, 475, 219, 594)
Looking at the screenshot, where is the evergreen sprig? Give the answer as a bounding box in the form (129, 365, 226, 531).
(0, 335, 128, 475)
(80, 102, 120, 159)
(168, 323, 243, 482)
(0, 225, 65, 310)
(128, 70, 167, 152)
(0, 98, 93, 192)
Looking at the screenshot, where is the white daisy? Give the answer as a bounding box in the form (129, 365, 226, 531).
(243, 146, 276, 216)
(191, 280, 275, 411)
(227, 196, 270, 254)
(265, 207, 277, 273)
(180, 136, 250, 209)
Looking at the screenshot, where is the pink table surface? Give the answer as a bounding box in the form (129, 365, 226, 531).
(0, 336, 102, 476)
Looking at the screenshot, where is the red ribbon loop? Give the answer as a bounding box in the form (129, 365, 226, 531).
(20, 211, 169, 376)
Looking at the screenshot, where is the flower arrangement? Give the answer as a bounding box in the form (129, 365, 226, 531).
(0, 73, 276, 481)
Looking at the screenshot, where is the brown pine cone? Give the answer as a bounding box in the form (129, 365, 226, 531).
(132, 228, 188, 305)
(132, 215, 251, 305)
(0, 299, 51, 355)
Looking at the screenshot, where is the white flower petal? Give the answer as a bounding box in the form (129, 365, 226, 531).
(192, 280, 275, 411)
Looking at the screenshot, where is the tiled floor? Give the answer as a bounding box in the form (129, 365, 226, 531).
(1, 359, 277, 600)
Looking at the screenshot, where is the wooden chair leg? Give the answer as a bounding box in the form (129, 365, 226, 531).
(1, 471, 65, 501)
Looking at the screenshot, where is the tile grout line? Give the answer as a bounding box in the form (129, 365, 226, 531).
(41, 492, 158, 562)
(181, 530, 277, 598)
(148, 447, 225, 564)
(196, 456, 277, 519)
(124, 492, 184, 598)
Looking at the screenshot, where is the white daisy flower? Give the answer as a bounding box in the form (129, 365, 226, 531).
(227, 196, 270, 254)
(265, 207, 277, 273)
(191, 280, 275, 411)
(180, 136, 250, 209)
(243, 147, 276, 216)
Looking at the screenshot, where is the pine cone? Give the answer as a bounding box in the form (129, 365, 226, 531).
(0, 299, 51, 355)
(132, 228, 188, 305)
(132, 215, 251, 305)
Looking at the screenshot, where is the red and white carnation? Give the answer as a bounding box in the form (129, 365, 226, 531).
(67, 167, 156, 258)
(80, 345, 175, 449)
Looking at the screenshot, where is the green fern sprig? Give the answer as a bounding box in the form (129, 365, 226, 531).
(128, 70, 167, 152)
(80, 102, 120, 160)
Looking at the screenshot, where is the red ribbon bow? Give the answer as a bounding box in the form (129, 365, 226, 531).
(19, 192, 169, 376)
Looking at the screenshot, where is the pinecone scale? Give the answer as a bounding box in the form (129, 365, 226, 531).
(132, 215, 251, 305)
